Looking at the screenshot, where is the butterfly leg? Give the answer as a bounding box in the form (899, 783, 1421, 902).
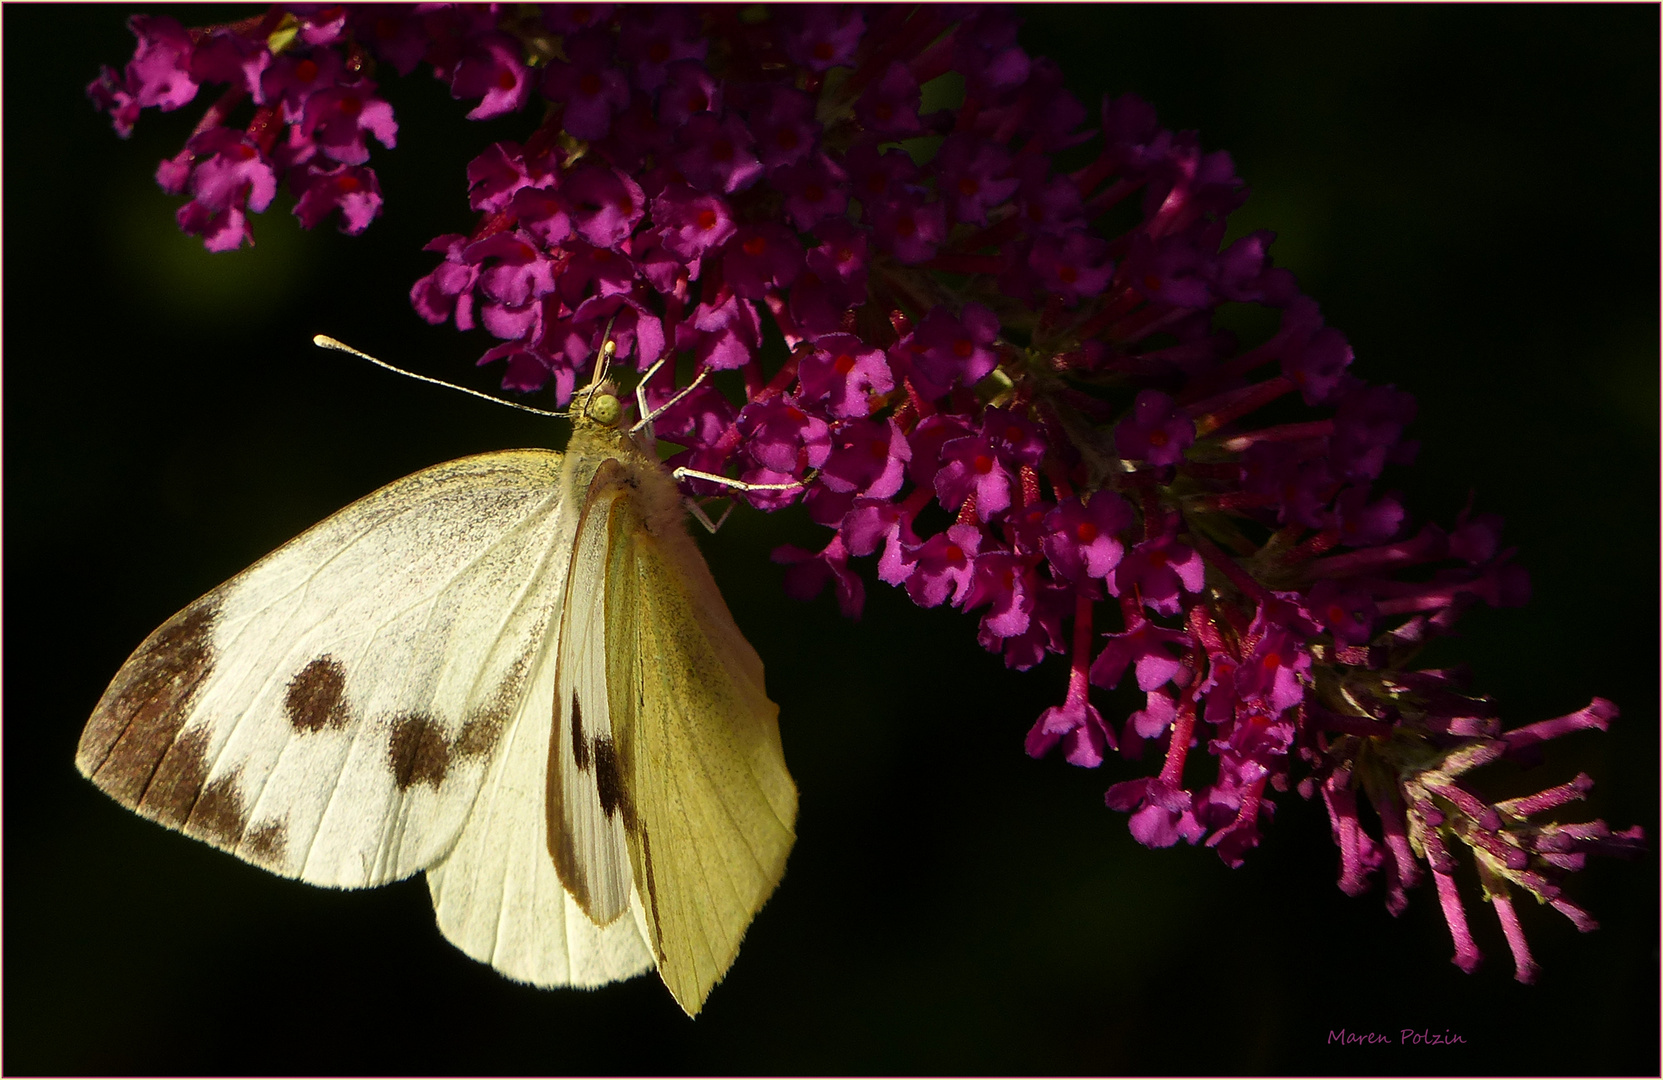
(630, 357, 667, 428)
(630, 367, 712, 435)
(682, 497, 736, 534)
(671, 468, 809, 534)
(672, 468, 808, 494)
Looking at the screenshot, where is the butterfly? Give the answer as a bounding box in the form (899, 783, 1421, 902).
(75, 335, 798, 1016)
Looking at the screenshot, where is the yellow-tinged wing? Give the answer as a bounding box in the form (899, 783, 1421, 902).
(586, 459, 798, 1016)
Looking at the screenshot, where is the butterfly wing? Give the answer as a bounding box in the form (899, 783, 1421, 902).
(78, 449, 574, 889)
(583, 457, 799, 1016)
(423, 599, 655, 987)
(543, 463, 638, 928)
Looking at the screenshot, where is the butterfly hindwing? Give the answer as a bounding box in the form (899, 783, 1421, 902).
(590, 457, 799, 1016)
(545, 459, 637, 926)
(78, 450, 572, 888)
(424, 568, 655, 987)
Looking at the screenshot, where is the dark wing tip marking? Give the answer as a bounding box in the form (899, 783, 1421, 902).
(242, 820, 289, 866)
(80, 602, 219, 804)
(186, 770, 249, 847)
(284, 657, 352, 733)
(138, 725, 212, 828)
(122, 709, 251, 854)
(387, 713, 452, 791)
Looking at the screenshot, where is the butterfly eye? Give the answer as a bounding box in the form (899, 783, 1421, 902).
(590, 392, 623, 427)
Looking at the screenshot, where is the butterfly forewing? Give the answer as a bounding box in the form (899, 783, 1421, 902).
(597, 463, 799, 1016)
(78, 450, 570, 887)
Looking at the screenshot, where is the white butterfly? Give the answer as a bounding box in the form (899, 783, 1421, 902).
(75, 337, 798, 1016)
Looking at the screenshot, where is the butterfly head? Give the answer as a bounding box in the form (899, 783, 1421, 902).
(571, 375, 626, 432)
(570, 329, 626, 428)
(586, 386, 623, 428)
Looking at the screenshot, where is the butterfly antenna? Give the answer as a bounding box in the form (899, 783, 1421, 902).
(312, 335, 566, 418)
(581, 315, 621, 421)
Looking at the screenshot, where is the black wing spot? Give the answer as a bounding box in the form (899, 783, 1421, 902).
(284, 657, 352, 733)
(592, 736, 635, 828)
(571, 693, 590, 771)
(593, 736, 621, 817)
(388, 713, 452, 791)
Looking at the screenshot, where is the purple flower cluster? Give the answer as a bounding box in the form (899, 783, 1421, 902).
(90, 8, 414, 250)
(94, 3, 1642, 983)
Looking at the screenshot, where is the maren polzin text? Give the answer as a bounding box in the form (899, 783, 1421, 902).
(1328, 1029, 1467, 1046)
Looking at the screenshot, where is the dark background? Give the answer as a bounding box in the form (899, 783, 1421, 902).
(5, 5, 1657, 1075)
